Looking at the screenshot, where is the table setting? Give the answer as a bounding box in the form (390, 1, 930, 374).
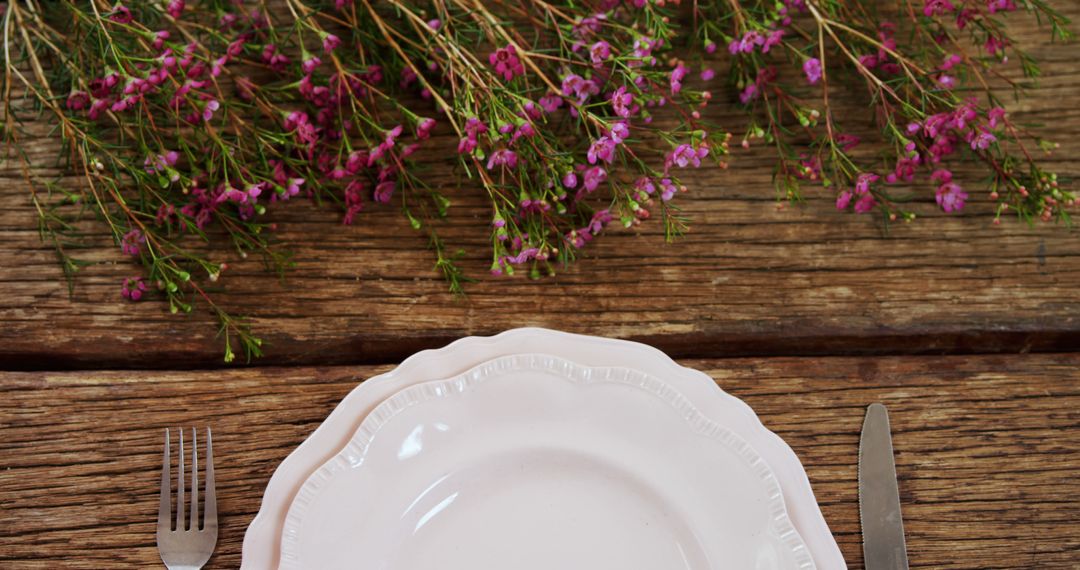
(1, 0, 1079, 568)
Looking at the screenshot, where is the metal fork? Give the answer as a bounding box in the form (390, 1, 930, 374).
(157, 428, 218, 570)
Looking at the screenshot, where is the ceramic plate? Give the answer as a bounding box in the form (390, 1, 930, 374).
(242, 328, 845, 569)
(279, 354, 815, 569)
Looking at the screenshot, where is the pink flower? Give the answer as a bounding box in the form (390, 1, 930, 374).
(121, 277, 147, 301)
(668, 144, 708, 168)
(416, 117, 436, 139)
(302, 54, 322, 74)
(936, 74, 957, 89)
(582, 166, 607, 192)
(836, 133, 861, 151)
(700, 68, 716, 81)
(984, 35, 1008, 56)
(610, 86, 633, 118)
(987, 0, 1017, 14)
(988, 107, 1007, 128)
(489, 44, 525, 81)
(589, 41, 611, 64)
(836, 191, 854, 210)
(658, 178, 678, 201)
(923, 0, 955, 16)
(608, 122, 629, 144)
(166, 0, 185, 18)
(934, 175, 968, 213)
(120, 229, 145, 256)
(670, 63, 688, 95)
(561, 74, 599, 103)
(201, 99, 220, 122)
(635, 177, 656, 197)
(66, 91, 90, 111)
(854, 194, 877, 213)
(562, 172, 578, 189)
(322, 34, 341, 54)
(854, 172, 879, 195)
(762, 30, 785, 52)
(969, 128, 997, 150)
(940, 54, 963, 71)
(152, 30, 170, 51)
(109, 5, 134, 24)
(539, 94, 563, 113)
(374, 180, 396, 203)
(427, 19, 442, 30)
(284, 178, 305, 199)
(587, 137, 616, 164)
(803, 58, 822, 84)
(486, 149, 519, 170)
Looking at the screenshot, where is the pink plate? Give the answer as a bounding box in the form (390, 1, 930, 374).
(242, 328, 845, 569)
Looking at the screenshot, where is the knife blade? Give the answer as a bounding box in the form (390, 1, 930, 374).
(859, 403, 909, 570)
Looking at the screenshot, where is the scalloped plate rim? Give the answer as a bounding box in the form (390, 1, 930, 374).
(241, 328, 846, 569)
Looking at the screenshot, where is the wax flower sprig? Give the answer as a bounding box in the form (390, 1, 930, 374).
(695, 0, 1073, 224)
(2, 0, 725, 360)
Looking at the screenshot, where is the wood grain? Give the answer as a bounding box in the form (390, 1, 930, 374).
(2, 8, 1079, 368)
(0, 354, 1077, 568)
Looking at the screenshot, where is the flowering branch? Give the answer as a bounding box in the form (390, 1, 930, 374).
(696, 0, 1074, 223)
(0, 0, 1072, 360)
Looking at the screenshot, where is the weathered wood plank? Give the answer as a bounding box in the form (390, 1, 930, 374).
(0, 353, 1076, 568)
(1, 8, 1079, 367)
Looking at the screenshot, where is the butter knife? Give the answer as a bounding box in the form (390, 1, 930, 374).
(859, 403, 909, 570)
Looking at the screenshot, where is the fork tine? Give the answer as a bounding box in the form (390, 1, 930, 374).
(177, 427, 186, 531)
(191, 428, 200, 531)
(158, 428, 171, 531)
(203, 427, 217, 529)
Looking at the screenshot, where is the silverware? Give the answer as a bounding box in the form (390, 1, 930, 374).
(859, 403, 909, 570)
(157, 428, 218, 570)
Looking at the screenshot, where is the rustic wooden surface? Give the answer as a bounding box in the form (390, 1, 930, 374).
(2, 7, 1079, 368)
(0, 354, 1077, 569)
(2, 4, 1079, 570)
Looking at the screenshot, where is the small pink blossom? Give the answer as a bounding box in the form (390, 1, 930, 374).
(539, 94, 563, 113)
(803, 58, 822, 84)
(582, 166, 607, 192)
(969, 129, 997, 150)
(658, 178, 678, 201)
(121, 277, 147, 301)
(608, 122, 629, 144)
(854, 172, 879, 195)
(836, 191, 854, 210)
(587, 137, 617, 164)
(486, 149, 519, 170)
(120, 229, 145, 256)
(668, 144, 708, 169)
(854, 194, 877, 213)
(201, 99, 220, 122)
(670, 63, 688, 95)
(988, 107, 1007, 128)
(416, 117, 436, 139)
(109, 5, 134, 24)
(66, 91, 90, 111)
(302, 54, 322, 74)
(589, 41, 611, 64)
(923, 0, 955, 16)
(610, 86, 633, 118)
(322, 34, 341, 54)
(166, 0, 184, 18)
(489, 44, 525, 81)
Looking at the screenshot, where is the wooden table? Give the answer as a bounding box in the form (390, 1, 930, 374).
(2, 4, 1079, 569)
